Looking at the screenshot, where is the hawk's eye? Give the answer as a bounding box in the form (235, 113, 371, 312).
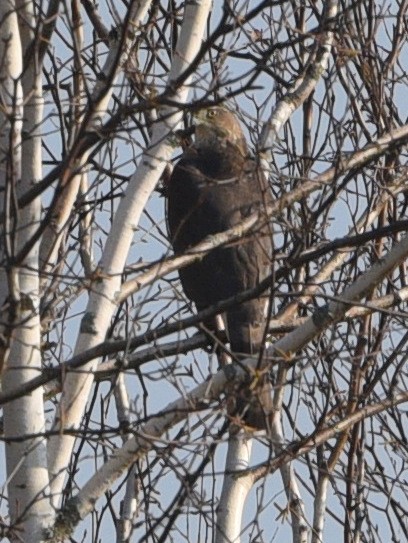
(207, 109, 217, 118)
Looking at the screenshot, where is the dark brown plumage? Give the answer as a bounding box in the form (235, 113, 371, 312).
(166, 106, 273, 430)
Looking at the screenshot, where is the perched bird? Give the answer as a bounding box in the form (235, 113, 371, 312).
(166, 106, 273, 430)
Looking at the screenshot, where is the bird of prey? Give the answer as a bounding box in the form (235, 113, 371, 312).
(166, 106, 273, 430)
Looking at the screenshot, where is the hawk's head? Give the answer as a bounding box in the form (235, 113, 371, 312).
(193, 106, 247, 155)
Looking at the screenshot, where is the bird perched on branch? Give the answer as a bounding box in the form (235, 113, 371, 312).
(166, 106, 273, 430)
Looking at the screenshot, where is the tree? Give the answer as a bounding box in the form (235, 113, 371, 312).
(1, 0, 408, 541)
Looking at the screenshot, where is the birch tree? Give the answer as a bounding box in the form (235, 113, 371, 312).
(1, 1, 408, 542)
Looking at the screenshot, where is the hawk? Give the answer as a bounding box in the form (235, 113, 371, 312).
(166, 106, 273, 430)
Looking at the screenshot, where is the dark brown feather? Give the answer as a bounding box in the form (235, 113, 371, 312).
(166, 109, 273, 430)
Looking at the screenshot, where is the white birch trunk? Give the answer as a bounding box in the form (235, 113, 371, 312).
(47, 0, 213, 508)
(312, 476, 329, 543)
(114, 374, 138, 543)
(1, 1, 53, 541)
(0, 1, 23, 372)
(215, 435, 253, 543)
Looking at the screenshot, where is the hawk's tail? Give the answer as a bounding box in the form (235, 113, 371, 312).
(226, 312, 273, 431)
